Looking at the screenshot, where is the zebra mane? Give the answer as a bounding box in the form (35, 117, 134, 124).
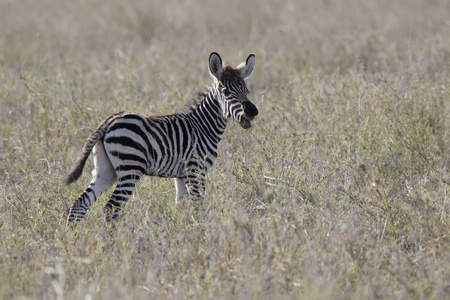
(185, 85, 215, 114)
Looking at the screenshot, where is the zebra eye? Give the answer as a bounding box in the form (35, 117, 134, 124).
(223, 89, 231, 97)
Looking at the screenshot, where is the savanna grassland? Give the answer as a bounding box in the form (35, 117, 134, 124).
(0, 0, 449, 299)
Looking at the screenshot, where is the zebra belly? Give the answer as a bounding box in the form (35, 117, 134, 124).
(144, 158, 187, 178)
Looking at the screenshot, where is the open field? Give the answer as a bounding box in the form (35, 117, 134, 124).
(1, 0, 449, 299)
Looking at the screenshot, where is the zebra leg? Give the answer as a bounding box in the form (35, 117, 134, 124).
(174, 178, 189, 204)
(182, 161, 207, 205)
(184, 177, 206, 204)
(103, 172, 142, 221)
(67, 142, 117, 224)
(183, 170, 206, 205)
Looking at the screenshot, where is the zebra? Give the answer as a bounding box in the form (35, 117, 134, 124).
(65, 52, 258, 224)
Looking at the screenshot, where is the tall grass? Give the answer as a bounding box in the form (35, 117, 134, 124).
(1, 0, 449, 299)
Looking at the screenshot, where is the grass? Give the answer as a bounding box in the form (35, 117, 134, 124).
(0, 0, 449, 299)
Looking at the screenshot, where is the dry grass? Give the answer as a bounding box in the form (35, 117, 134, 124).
(1, 0, 449, 299)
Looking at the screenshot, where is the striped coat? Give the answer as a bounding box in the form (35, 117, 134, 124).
(66, 52, 258, 224)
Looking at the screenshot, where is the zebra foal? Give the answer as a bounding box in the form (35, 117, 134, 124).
(66, 52, 258, 224)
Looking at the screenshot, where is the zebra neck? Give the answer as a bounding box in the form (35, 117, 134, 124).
(187, 86, 227, 143)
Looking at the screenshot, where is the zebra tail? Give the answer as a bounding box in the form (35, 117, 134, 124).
(65, 112, 124, 185)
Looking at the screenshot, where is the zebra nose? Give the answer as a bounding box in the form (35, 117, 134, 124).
(244, 102, 258, 119)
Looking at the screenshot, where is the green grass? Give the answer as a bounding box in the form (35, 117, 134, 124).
(1, 0, 449, 299)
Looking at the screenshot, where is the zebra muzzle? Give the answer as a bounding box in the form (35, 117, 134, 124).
(240, 102, 258, 129)
(240, 116, 252, 129)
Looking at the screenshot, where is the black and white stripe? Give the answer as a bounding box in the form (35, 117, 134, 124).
(66, 52, 258, 224)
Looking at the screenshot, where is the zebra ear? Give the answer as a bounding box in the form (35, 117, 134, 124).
(209, 52, 223, 80)
(237, 54, 255, 79)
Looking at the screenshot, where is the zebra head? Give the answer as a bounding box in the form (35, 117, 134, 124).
(209, 52, 258, 129)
